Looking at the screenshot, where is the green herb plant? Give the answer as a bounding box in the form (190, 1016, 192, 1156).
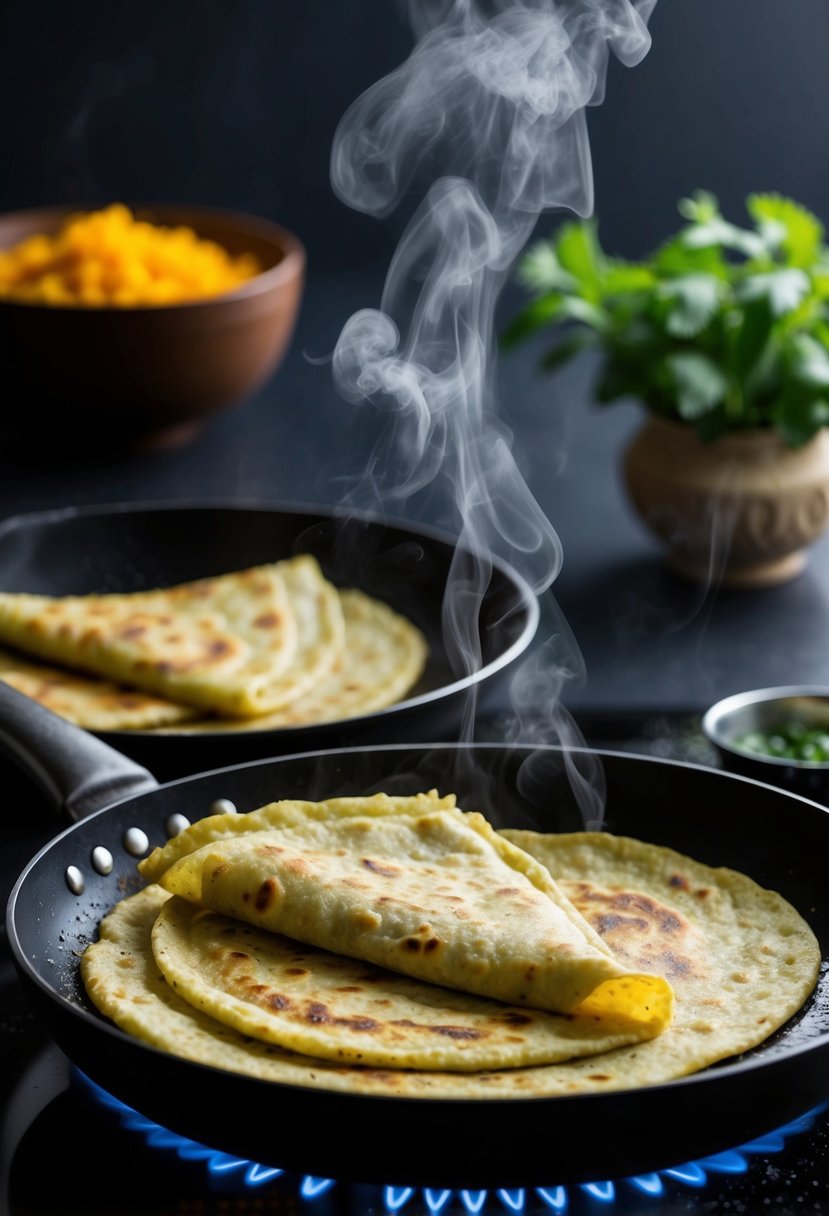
(504, 192, 829, 446)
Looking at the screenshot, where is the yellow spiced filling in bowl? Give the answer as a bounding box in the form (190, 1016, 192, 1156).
(0, 203, 261, 307)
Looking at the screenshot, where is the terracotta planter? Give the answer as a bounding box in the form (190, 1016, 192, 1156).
(622, 415, 829, 587)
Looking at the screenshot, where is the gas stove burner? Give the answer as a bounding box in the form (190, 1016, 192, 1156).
(80, 1072, 827, 1212)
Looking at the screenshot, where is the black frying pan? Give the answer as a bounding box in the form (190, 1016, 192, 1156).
(0, 500, 537, 780)
(5, 683, 829, 1189)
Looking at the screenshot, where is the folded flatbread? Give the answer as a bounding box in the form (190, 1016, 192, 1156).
(152, 588, 427, 733)
(0, 647, 199, 730)
(150, 893, 662, 1070)
(82, 827, 819, 1096)
(139, 791, 456, 883)
(0, 556, 343, 717)
(153, 796, 673, 1029)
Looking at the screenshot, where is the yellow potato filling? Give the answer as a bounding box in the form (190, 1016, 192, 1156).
(0, 204, 261, 307)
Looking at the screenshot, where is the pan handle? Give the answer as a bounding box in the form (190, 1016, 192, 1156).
(0, 682, 159, 820)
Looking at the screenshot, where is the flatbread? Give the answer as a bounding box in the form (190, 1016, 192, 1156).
(0, 647, 198, 729)
(151, 894, 660, 1070)
(500, 830, 821, 1088)
(139, 791, 457, 884)
(81, 825, 820, 1097)
(0, 556, 344, 718)
(155, 799, 674, 1029)
(0, 563, 299, 716)
(154, 588, 427, 733)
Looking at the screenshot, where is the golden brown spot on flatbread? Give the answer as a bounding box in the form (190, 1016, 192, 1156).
(498, 1011, 535, 1026)
(361, 858, 401, 878)
(390, 1019, 486, 1040)
(304, 1002, 380, 1033)
(563, 879, 703, 980)
(119, 624, 147, 640)
(253, 613, 281, 628)
(661, 950, 694, 978)
(596, 913, 650, 934)
(669, 873, 690, 890)
(255, 878, 280, 913)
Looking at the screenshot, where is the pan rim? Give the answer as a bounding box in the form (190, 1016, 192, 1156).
(7, 739, 829, 1108)
(0, 497, 541, 737)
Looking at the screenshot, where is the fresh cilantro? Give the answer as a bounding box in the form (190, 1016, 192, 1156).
(504, 192, 829, 447)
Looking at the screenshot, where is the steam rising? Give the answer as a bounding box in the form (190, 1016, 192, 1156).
(331, 0, 657, 824)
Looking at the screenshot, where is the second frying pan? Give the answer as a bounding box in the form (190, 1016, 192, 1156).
(4, 685, 829, 1188)
(0, 500, 538, 779)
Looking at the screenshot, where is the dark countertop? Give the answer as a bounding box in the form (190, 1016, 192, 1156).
(0, 265, 826, 749)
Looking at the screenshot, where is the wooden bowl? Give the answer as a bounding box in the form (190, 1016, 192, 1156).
(0, 204, 305, 450)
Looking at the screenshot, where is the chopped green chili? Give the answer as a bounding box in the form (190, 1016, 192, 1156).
(735, 721, 829, 763)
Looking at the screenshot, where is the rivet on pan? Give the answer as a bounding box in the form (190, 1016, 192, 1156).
(165, 812, 191, 838)
(210, 798, 238, 816)
(91, 846, 114, 875)
(123, 827, 150, 857)
(65, 866, 85, 896)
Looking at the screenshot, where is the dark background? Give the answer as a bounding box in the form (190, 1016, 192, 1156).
(1, 0, 828, 273)
(1, 0, 829, 726)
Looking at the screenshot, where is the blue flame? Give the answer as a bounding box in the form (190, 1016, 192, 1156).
(424, 1188, 453, 1213)
(496, 1189, 525, 1212)
(536, 1187, 567, 1212)
(385, 1186, 415, 1211)
(582, 1180, 615, 1203)
(627, 1173, 663, 1197)
(78, 1072, 827, 1212)
(301, 1175, 336, 1197)
(461, 1189, 489, 1213)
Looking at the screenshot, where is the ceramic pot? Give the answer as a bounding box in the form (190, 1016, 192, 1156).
(622, 415, 829, 587)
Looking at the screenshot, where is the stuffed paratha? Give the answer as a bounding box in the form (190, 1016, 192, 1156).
(150, 894, 664, 1070)
(82, 825, 820, 1097)
(155, 799, 674, 1029)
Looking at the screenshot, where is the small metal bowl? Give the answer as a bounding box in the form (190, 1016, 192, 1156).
(702, 686, 829, 803)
